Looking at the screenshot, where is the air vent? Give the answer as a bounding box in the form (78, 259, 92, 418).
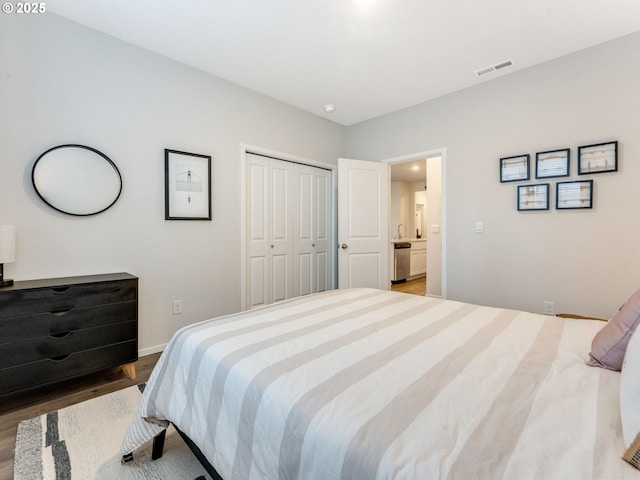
(475, 66, 495, 77)
(474, 58, 515, 77)
(494, 59, 513, 70)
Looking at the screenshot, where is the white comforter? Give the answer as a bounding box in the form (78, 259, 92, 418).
(122, 288, 637, 479)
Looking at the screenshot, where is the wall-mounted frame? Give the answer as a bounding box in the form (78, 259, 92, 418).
(535, 148, 569, 179)
(32, 144, 123, 216)
(165, 149, 212, 220)
(556, 180, 593, 210)
(578, 141, 617, 175)
(500, 154, 530, 183)
(518, 183, 549, 211)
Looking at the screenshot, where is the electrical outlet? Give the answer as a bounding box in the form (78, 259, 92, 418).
(543, 301, 555, 316)
(172, 300, 183, 315)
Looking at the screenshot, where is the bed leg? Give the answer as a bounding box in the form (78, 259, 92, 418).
(151, 429, 167, 460)
(121, 452, 134, 463)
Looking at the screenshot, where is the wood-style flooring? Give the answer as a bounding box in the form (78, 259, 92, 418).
(390, 275, 426, 296)
(0, 353, 162, 480)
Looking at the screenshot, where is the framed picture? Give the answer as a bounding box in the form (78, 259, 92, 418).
(556, 180, 593, 210)
(500, 154, 530, 183)
(165, 149, 212, 220)
(535, 148, 569, 179)
(517, 183, 549, 211)
(578, 141, 618, 175)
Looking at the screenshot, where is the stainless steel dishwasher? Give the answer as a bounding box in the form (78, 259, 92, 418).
(392, 242, 411, 284)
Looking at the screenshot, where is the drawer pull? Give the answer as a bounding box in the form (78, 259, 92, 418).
(50, 308, 72, 316)
(49, 354, 70, 362)
(51, 286, 71, 293)
(50, 331, 71, 339)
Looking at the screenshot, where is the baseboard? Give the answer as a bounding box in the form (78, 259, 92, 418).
(139, 344, 166, 357)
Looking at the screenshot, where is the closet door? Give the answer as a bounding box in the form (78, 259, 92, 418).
(313, 167, 331, 293)
(269, 159, 293, 303)
(292, 164, 331, 297)
(293, 165, 314, 297)
(247, 156, 293, 308)
(248, 156, 270, 308)
(247, 153, 332, 308)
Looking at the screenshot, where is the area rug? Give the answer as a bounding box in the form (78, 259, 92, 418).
(14, 384, 212, 480)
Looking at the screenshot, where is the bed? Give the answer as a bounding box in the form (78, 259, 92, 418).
(121, 287, 640, 479)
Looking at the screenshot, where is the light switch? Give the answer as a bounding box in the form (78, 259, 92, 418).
(431, 224, 440, 233)
(474, 221, 484, 234)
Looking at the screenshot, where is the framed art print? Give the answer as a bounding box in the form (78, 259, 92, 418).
(578, 141, 617, 175)
(556, 180, 593, 210)
(535, 148, 569, 179)
(517, 183, 549, 211)
(500, 154, 530, 183)
(165, 149, 212, 220)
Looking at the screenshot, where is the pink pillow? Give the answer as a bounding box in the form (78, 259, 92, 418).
(587, 288, 640, 371)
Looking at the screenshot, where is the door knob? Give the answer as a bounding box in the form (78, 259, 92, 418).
(340, 243, 348, 249)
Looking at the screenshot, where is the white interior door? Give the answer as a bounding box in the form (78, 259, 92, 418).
(247, 151, 333, 309)
(293, 164, 331, 296)
(338, 158, 389, 289)
(247, 156, 269, 308)
(269, 159, 293, 303)
(313, 168, 331, 292)
(247, 156, 293, 308)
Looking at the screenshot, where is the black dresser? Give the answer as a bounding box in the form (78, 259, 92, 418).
(0, 272, 138, 396)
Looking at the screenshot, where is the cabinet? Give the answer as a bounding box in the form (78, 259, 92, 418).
(0, 272, 138, 396)
(410, 241, 427, 277)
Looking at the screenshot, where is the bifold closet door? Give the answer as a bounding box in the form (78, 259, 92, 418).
(247, 156, 293, 308)
(293, 164, 331, 297)
(291, 163, 332, 296)
(247, 154, 332, 309)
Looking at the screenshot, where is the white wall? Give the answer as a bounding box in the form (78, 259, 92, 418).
(346, 32, 640, 318)
(0, 14, 344, 354)
(426, 157, 442, 297)
(389, 181, 411, 239)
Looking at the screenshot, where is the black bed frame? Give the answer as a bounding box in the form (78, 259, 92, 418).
(122, 425, 224, 480)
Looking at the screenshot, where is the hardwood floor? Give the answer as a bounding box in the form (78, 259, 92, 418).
(0, 353, 162, 480)
(390, 276, 426, 296)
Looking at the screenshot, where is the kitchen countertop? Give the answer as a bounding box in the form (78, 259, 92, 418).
(390, 238, 426, 243)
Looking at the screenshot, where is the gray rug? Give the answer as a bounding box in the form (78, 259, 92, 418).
(14, 384, 212, 480)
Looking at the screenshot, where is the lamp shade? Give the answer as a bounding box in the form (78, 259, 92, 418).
(0, 225, 16, 264)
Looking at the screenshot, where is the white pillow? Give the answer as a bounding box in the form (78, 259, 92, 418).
(620, 326, 640, 447)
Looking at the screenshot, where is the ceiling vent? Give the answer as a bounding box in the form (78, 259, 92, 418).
(474, 58, 514, 77)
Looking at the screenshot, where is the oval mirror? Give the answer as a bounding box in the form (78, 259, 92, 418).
(32, 144, 122, 216)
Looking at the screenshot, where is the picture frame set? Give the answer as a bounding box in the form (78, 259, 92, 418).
(165, 149, 212, 220)
(556, 180, 593, 210)
(518, 183, 549, 211)
(500, 154, 530, 183)
(535, 148, 569, 179)
(501, 140, 617, 212)
(578, 141, 618, 175)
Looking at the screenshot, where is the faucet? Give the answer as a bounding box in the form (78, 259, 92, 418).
(397, 224, 406, 239)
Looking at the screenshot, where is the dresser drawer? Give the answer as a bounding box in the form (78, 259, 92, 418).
(0, 278, 137, 319)
(0, 340, 137, 395)
(0, 321, 137, 369)
(0, 301, 136, 344)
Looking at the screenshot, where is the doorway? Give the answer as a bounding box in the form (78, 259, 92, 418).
(384, 149, 445, 298)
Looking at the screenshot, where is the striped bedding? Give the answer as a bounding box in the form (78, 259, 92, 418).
(122, 288, 637, 479)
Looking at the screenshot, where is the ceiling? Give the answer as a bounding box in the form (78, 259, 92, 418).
(47, 1, 640, 126)
(390, 160, 426, 184)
